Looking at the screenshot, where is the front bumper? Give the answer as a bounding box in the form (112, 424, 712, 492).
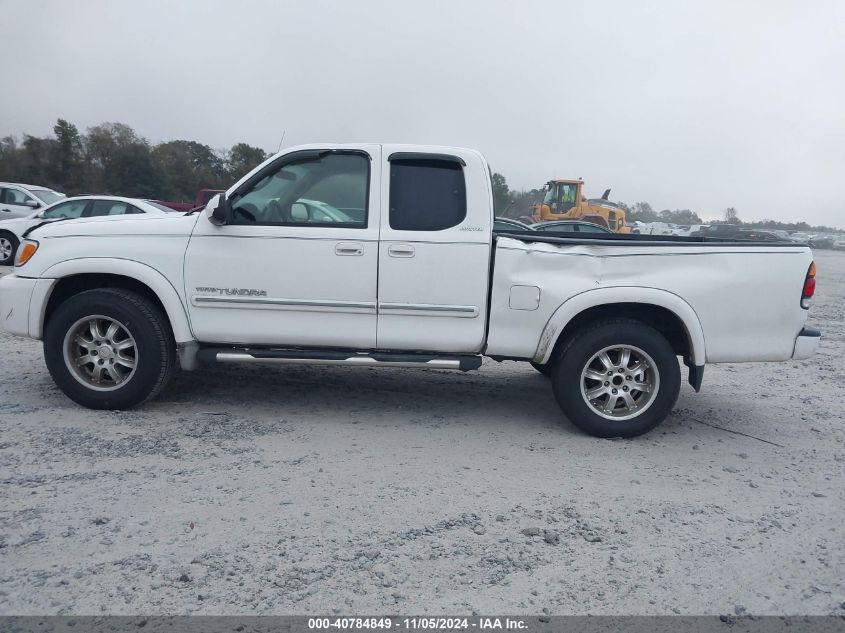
(792, 326, 821, 360)
(0, 273, 38, 337)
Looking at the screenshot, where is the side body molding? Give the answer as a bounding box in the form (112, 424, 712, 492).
(35, 258, 194, 343)
(533, 286, 706, 366)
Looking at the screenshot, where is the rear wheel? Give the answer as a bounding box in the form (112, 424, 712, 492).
(44, 288, 174, 409)
(0, 232, 18, 266)
(551, 319, 680, 438)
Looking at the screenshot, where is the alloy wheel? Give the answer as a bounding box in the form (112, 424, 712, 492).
(62, 315, 138, 391)
(580, 344, 660, 420)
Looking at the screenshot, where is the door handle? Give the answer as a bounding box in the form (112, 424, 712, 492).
(335, 242, 363, 256)
(388, 244, 415, 258)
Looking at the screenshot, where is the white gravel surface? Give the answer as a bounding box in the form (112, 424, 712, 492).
(0, 252, 843, 616)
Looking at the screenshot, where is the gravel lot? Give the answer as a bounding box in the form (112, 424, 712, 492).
(0, 251, 843, 616)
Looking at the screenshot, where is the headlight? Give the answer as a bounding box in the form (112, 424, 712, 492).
(15, 239, 39, 266)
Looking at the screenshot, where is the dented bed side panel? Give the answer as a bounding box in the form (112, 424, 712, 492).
(485, 237, 813, 364)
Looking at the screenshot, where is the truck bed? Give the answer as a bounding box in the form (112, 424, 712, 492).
(485, 232, 813, 364)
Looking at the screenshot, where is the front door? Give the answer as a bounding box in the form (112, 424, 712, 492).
(184, 145, 381, 349)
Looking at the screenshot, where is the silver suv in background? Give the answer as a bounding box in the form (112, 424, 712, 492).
(0, 183, 65, 219)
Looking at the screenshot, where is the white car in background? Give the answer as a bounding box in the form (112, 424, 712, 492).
(631, 221, 675, 235)
(0, 196, 171, 265)
(1, 183, 65, 219)
(670, 224, 709, 237)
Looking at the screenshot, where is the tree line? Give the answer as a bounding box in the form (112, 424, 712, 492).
(0, 119, 839, 232)
(0, 119, 268, 202)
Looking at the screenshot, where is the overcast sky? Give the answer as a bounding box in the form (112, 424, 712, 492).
(3, 0, 844, 226)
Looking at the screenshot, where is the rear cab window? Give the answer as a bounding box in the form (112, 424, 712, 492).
(388, 155, 466, 231)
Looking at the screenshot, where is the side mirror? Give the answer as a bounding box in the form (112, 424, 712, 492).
(207, 193, 230, 226)
(24, 200, 40, 209)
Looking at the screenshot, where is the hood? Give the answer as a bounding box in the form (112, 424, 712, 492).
(30, 212, 201, 240)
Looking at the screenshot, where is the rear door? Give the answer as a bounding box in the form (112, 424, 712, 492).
(376, 148, 493, 352)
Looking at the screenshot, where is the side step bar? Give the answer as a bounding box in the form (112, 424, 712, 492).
(196, 348, 483, 371)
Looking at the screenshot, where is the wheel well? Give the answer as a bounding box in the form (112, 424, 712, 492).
(44, 274, 170, 332)
(550, 303, 692, 362)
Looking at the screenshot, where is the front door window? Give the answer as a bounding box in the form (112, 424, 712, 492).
(230, 152, 369, 227)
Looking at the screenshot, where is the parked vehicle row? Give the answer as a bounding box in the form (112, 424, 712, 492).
(155, 188, 225, 212)
(0, 143, 820, 439)
(0, 197, 171, 265)
(493, 218, 612, 234)
(1, 183, 65, 219)
(808, 234, 845, 250)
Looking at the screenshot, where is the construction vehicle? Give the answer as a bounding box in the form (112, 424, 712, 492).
(531, 179, 631, 233)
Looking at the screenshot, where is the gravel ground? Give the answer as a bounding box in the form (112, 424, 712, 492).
(0, 251, 843, 616)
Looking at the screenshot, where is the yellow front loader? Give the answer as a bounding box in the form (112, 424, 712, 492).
(531, 179, 631, 233)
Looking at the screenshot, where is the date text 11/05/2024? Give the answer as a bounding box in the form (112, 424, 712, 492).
(308, 617, 529, 630)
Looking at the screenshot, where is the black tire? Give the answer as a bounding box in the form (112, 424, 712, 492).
(43, 288, 175, 409)
(551, 318, 680, 438)
(0, 232, 19, 266)
(530, 361, 552, 377)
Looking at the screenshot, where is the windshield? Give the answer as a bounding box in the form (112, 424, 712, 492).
(579, 223, 610, 233)
(537, 223, 577, 233)
(30, 189, 64, 205)
(494, 219, 529, 231)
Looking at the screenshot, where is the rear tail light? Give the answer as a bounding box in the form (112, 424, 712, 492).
(800, 261, 816, 309)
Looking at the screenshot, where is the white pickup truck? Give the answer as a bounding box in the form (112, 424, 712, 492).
(0, 144, 821, 437)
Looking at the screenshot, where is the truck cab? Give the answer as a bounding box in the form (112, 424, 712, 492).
(187, 145, 493, 353)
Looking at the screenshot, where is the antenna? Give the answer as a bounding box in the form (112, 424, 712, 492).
(277, 130, 286, 153)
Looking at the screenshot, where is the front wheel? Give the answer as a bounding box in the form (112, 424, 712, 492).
(44, 288, 175, 409)
(551, 319, 680, 438)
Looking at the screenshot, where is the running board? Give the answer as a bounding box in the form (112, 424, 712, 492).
(196, 348, 483, 371)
